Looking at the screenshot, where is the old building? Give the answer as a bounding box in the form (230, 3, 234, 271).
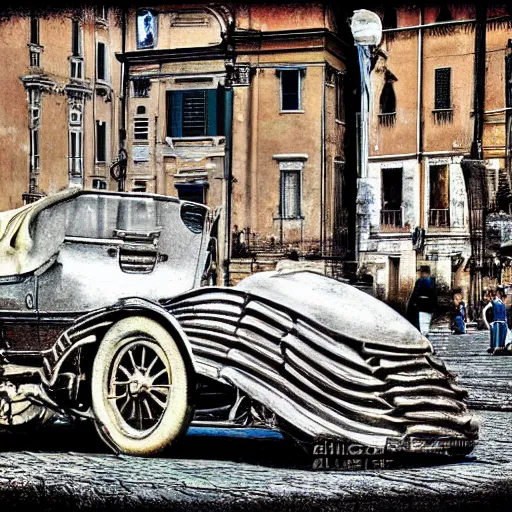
(112, 3, 354, 284)
(0, 6, 123, 210)
(0, 3, 355, 287)
(357, 3, 512, 311)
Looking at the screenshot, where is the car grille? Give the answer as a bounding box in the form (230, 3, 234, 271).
(119, 246, 157, 273)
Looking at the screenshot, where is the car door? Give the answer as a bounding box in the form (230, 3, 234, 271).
(0, 275, 39, 352)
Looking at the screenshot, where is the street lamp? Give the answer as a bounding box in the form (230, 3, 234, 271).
(350, 10, 382, 263)
(350, 9, 382, 179)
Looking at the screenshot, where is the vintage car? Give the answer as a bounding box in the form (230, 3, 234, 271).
(0, 189, 478, 459)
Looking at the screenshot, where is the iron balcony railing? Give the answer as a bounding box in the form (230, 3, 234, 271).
(380, 209, 402, 228)
(429, 208, 450, 227)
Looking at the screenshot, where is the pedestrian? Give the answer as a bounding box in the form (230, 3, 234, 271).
(452, 292, 467, 335)
(483, 285, 509, 354)
(407, 265, 437, 337)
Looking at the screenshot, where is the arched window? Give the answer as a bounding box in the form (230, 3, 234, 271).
(379, 71, 397, 126)
(436, 6, 453, 22)
(383, 7, 397, 29)
(136, 106, 146, 115)
(380, 82, 396, 114)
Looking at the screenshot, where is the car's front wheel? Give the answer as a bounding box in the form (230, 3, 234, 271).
(91, 316, 191, 455)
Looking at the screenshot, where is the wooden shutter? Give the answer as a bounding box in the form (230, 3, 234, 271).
(167, 91, 182, 137)
(435, 68, 451, 109)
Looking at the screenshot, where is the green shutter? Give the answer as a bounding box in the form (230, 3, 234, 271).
(171, 91, 183, 137)
(207, 89, 217, 136)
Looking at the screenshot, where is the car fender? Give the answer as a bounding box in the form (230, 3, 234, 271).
(44, 297, 197, 394)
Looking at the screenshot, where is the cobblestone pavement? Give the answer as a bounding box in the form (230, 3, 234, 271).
(0, 330, 511, 511)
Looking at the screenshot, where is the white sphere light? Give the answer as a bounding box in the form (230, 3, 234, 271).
(350, 9, 383, 46)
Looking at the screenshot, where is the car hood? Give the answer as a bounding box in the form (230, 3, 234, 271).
(235, 270, 430, 350)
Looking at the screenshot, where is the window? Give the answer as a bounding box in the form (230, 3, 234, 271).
(435, 68, 451, 109)
(379, 70, 397, 126)
(96, 42, 107, 81)
(175, 183, 206, 204)
(137, 9, 157, 49)
(429, 165, 450, 227)
(95, 6, 109, 21)
(69, 130, 83, 176)
(70, 57, 83, 79)
(30, 48, 40, 67)
(434, 67, 452, 123)
(332, 160, 349, 258)
(335, 73, 345, 122)
(506, 50, 512, 108)
(166, 89, 222, 137)
(30, 129, 40, 171)
(29, 105, 40, 128)
(92, 179, 107, 190)
(137, 106, 146, 115)
(381, 168, 403, 228)
(69, 107, 82, 126)
(30, 16, 39, 44)
(280, 69, 302, 111)
(71, 20, 81, 56)
(29, 16, 41, 67)
(29, 89, 41, 129)
(133, 180, 147, 193)
(436, 6, 453, 22)
(96, 121, 107, 163)
(134, 112, 149, 141)
(280, 169, 301, 218)
(133, 77, 150, 98)
(382, 7, 397, 29)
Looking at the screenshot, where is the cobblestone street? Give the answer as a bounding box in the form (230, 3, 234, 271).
(0, 329, 511, 511)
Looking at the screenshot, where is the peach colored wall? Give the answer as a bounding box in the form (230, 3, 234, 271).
(421, 25, 475, 153)
(0, 8, 123, 211)
(239, 3, 325, 32)
(0, 16, 30, 211)
(370, 31, 419, 157)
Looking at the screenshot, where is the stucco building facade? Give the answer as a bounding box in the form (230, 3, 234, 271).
(358, 3, 512, 310)
(0, 3, 354, 286)
(0, 6, 123, 211)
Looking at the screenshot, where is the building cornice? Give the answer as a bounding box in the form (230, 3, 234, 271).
(116, 45, 227, 65)
(117, 28, 348, 66)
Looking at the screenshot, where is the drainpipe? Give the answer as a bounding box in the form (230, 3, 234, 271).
(417, 7, 424, 229)
(471, 4, 487, 160)
(462, 5, 488, 321)
(223, 86, 234, 286)
(120, 6, 127, 145)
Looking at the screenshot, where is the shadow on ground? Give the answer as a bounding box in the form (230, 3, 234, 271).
(0, 421, 311, 468)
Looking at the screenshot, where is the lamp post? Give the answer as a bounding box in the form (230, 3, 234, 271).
(350, 10, 382, 263)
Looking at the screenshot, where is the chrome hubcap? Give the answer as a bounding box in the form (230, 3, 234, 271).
(108, 338, 172, 433)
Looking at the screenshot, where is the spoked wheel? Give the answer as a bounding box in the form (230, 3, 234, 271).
(91, 316, 191, 455)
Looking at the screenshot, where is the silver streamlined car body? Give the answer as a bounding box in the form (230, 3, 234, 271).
(0, 190, 478, 460)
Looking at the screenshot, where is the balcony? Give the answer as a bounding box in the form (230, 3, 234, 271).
(429, 208, 450, 228)
(380, 209, 409, 232)
(378, 112, 396, 127)
(163, 136, 226, 160)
